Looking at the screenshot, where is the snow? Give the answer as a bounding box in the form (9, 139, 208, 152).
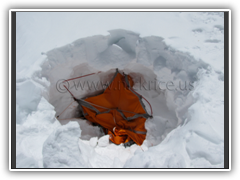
(42, 121, 85, 168)
(98, 135, 110, 147)
(15, 11, 225, 168)
(16, 97, 60, 168)
(89, 137, 98, 147)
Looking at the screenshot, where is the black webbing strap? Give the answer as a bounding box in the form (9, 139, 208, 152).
(117, 109, 149, 121)
(128, 128, 147, 135)
(76, 99, 100, 114)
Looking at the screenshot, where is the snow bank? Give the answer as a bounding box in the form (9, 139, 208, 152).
(41, 121, 144, 168)
(125, 69, 224, 168)
(16, 97, 60, 168)
(42, 121, 86, 168)
(16, 80, 42, 124)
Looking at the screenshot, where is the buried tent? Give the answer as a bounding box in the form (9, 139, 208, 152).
(61, 69, 153, 146)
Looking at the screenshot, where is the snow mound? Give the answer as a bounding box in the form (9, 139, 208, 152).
(16, 97, 60, 168)
(16, 80, 42, 124)
(89, 137, 98, 147)
(98, 135, 110, 147)
(42, 121, 85, 168)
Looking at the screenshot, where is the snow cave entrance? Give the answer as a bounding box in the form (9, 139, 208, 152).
(39, 29, 207, 146)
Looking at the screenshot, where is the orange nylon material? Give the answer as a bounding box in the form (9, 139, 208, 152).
(82, 72, 147, 145)
(108, 128, 132, 144)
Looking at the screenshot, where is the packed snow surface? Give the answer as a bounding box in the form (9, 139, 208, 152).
(16, 12, 224, 168)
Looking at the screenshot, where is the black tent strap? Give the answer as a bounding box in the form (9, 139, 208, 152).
(76, 99, 100, 114)
(116, 109, 149, 121)
(76, 99, 149, 121)
(128, 129, 147, 135)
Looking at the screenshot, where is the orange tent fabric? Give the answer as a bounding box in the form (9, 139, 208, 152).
(77, 70, 150, 145)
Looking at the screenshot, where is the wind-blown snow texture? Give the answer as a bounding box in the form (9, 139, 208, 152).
(16, 12, 224, 168)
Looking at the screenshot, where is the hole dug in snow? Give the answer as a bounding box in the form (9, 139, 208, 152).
(39, 29, 208, 147)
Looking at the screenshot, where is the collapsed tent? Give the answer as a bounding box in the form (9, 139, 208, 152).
(63, 69, 152, 146)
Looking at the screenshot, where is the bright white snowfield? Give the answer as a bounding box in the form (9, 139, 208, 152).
(16, 12, 224, 168)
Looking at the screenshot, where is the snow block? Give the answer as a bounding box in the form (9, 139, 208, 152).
(16, 80, 42, 113)
(89, 137, 98, 147)
(42, 121, 86, 168)
(98, 135, 110, 147)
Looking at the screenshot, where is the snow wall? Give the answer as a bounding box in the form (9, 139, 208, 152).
(40, 29, 206, 144)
